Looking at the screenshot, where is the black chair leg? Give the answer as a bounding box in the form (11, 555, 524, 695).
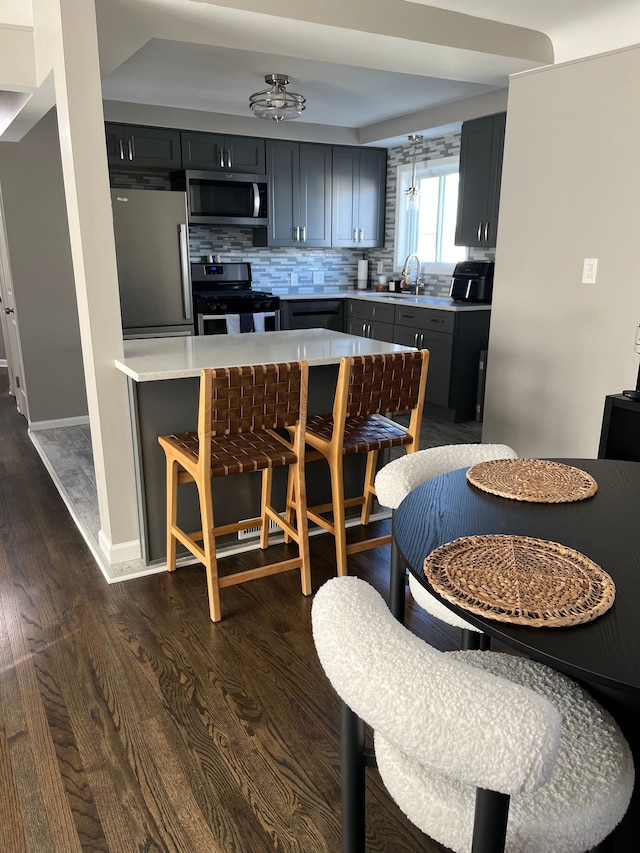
(341, 700, 366, 853)
(471, 788, 510, 853)
(389, 536, 406, 624)
(462, 628, 491, 650)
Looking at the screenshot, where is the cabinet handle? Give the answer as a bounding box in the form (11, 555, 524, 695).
(127, 140, 134, 161)
(118, 139, 124, 160)
(220, 149, 225, 168)
(359, 228, 364, 242)
(294, 226, 300, 242)
(484, 221, 489, 242)
(227, 150, 232, 169)
(353, 228, 358, 242)
(301, 226, 306, 243)
(413, 332, 419, 348)
(362, 322, 367, 336)
(477, 222, 483, 241)
(420, 333, 425, 349)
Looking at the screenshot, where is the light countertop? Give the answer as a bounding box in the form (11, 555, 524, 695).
(115, 329, 414, 382)
(272, 288, 490, 311)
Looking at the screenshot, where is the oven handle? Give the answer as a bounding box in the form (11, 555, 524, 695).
(252, 183, 260, 218)
(178, 224, 193, 320)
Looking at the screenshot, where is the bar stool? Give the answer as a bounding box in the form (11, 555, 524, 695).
(295, 350, 429, 577)
(158, 361, 311, 622)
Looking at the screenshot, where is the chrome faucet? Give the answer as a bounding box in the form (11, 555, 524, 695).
(401, 253, 422, 291)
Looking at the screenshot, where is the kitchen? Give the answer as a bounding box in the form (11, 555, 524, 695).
(1, 2, 640, 580)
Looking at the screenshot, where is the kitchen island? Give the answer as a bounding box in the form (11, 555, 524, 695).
(115, 329, 414, 565)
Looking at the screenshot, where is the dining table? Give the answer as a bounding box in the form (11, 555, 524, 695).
(392, 457, 640, 851)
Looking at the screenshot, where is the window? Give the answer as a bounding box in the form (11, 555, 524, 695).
(394, 156, 466, 272)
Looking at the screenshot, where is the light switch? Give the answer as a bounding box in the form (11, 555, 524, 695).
(582, 258, 598, 284)
(312, 270, 324, 284)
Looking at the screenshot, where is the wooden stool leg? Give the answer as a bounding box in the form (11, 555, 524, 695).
(329, 455, 349, 577)
(360, 449, 378, 525)
(283, 465, 296, 544)
(197, 478, 221, 623)
(260, 468, 273, 549)
(291, 459, 312, 595)
(166, 456, 179, 572)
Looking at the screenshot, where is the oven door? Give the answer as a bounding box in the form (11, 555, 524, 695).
(197, 310, 280, 335)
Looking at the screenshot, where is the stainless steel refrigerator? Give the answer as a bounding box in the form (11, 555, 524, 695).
(110, 188, 194, 338)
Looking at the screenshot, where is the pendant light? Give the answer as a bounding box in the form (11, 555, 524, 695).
(249, 73, 306, 122)
(405, 134, 423, 211)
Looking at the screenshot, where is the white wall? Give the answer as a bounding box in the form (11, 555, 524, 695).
(482, 44, 640, 458)
(0, 108, 87, 421)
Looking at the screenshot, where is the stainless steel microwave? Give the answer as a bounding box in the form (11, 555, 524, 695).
(171, 170, 269, 226)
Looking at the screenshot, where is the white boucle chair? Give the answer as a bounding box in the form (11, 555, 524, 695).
(312, 576, 634, 853)
(375, 443, 518, 645)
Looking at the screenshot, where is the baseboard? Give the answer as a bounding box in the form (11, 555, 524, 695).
(98, 529, 142, 565)
(29, 414, 90, 431)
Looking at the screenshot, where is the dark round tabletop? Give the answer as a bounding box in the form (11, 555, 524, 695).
(393, 457, 640, 699)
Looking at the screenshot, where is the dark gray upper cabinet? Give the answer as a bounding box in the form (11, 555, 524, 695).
(180, 131, 266, 173)
(260, 140, 332, 248)
(105, 124, 182, 168)
(331, 147, 386, 248)
(455, 112, 506, 248)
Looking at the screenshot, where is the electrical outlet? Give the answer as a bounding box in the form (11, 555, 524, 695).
(312, 270, 324, 284)
(582, 258, 598, 284)
(376, 261, 384, 275)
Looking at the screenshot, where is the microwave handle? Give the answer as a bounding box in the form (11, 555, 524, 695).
(178, 224, 193, 320)
(252, 183, 260, 218)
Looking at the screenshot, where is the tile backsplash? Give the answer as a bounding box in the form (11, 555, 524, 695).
(109, 129, 495, 298)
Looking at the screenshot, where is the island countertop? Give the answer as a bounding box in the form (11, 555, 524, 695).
(115, 329, 414, 382)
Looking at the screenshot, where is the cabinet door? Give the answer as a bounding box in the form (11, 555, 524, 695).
(394, 324, 453, 407)
(369, 319, 395, 343)
(105, 123, 125, 164)
(106, 124, 182, 167)
(299, 144, 332, 247)
(455, 113, 505, 248)
(125, 126, 182, 168)
(331, 147, 359, 247)
(266, 140, 300, 247)
(181, 132, 265, 173)
(357, 148, 386, 248)
(181, 131, 226, 170)
(226, 136, 266, 173)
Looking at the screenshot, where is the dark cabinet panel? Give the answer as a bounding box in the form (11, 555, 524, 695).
(455, 112, 506, 248)
(260, 141, 331, 247)
(346, 299, 395, 342)
(332, 147, 386, 248)
(280, 299, 344, 331)
(106, 124, 182, 168)
(181, 131, 266, 173)
(393, 305, 490, 421)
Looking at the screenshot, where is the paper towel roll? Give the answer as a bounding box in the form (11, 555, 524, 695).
(357, 259, 368, 283)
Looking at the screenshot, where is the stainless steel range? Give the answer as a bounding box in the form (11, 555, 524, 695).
(191, 261, 280, 335)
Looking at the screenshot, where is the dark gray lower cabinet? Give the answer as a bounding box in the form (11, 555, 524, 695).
(394, 305, 490, 422)
(280, 299, 344, 331)
(346, 299, 395, 342)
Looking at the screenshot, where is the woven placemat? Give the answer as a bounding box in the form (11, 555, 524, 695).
(466, 458, 598, 503)
(423, 534, 615, 627)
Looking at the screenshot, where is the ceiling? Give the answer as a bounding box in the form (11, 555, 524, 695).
(2, 1, 640, 145)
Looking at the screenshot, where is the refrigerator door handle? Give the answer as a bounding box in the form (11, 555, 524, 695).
(178, 224, 193, 320)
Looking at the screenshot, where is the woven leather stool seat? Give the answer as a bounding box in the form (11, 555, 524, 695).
(305, 414, 413, 453)
(295, 350, 429, 578)
(158, 362, 311, 622)
(159, 431, 297, 477)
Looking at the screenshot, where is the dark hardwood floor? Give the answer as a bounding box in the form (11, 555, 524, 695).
(0, 371, 468, 852)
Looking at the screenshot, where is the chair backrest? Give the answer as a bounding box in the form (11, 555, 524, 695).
(375, 443, 518, 509)
(312, 576, 561, 795)
(335, 350, 429, 420)
(199, 362, 307, 437)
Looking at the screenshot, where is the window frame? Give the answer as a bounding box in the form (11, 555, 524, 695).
(394, 154, 465, 275)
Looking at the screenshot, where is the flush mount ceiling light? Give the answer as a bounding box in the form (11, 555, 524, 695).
(405, 133, 423, 211)
(249, 73, 306, 122)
